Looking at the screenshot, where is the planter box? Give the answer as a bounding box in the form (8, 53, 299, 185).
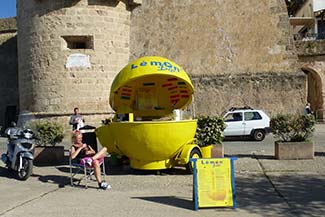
(275, 141, 314, 160)
(34, 146, 65, 165)
(199, 144, 224, 158)
(211, 143, 224, 158)
(200, 145, 212, 158)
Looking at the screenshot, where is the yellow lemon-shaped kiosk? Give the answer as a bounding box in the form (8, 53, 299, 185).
(96, 56, 199, 170)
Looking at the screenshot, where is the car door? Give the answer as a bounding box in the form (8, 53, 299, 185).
(223, 111, 245, 136)
(243, 111, 263, 135)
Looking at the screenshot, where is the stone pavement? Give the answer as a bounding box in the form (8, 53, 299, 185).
(0, 125, 325, 217)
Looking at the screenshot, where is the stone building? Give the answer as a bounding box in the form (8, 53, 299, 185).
(0, 18, 18, 130)
(288, 0, 325, 121)
(0, 0, 318, 130)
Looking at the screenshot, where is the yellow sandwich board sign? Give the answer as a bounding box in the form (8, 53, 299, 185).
(191, 158, 237, 210)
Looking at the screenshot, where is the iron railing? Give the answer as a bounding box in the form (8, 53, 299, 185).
(293, 32, 325, 41)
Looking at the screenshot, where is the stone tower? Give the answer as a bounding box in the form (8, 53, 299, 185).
(17, 0, 138, 127)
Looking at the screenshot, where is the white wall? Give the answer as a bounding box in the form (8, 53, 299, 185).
(313, 0, 325, 12)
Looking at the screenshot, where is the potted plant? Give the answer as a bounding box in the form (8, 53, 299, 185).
(195, 115, 226, 158)
(27, 120, 65, 165)
(270, 114, 316, 160)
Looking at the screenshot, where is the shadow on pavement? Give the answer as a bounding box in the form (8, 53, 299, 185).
(31, 173, 69, 188)
(235, 174, 325, 217)
(32, 172, 99, 189)
(56, 164, 190, 176)
(0, 166, 16, 179)
(225, 154, 274, 160)
(224, 136, 254, 141)
(131, 196, 193, 210)
(128, 167, 190, 176)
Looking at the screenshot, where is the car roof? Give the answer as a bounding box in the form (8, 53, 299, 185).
(228, 109, 261, 112)
(228, 106, 253, 111)
(225, 108, 264, 113)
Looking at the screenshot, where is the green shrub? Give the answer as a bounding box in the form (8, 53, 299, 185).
(27, 120, 64, 146)
(195, 116, 226, 147)
(270, 114, 315, 142)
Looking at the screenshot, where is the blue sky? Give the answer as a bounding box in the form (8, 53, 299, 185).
(0, 1, 16, 18)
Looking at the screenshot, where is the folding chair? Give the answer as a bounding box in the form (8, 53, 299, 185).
(69, 150, 106, 188)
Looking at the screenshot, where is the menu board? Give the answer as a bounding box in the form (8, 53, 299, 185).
(192, 158, 236, 210)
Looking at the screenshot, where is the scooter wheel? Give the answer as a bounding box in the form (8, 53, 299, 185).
(17, 158, 33, 180)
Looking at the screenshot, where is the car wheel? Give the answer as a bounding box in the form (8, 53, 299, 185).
(253, 130, 265, 141)
(185, 148, 202, 174)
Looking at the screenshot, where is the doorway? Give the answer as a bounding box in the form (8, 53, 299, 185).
(302, 68, 324, 122)
(5, 105, 17, 130)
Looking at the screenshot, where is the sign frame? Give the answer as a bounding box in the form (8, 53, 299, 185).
(191, 157, 237, 210)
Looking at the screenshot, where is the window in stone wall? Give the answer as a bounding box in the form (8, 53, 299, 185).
(61, 35, 94, 50)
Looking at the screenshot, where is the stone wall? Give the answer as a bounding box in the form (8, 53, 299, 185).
(130, 0, 305, 115)
(30, 113, 114, 137)
(17, 0, 131, 129)
(0, 17, 18, 129)
(295, 40, 325, 57)
(0, 17, 16, 32)
(191, 72, 306, 116)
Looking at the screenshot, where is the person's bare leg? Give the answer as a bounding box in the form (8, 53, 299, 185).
(93, 160, 102, 183)
(92, 147, 107, 160)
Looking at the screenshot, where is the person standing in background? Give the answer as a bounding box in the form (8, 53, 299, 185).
(69, 107, 84, 130)
(304, 103, 312, 115)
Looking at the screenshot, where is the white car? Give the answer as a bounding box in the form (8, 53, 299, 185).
(223, 107, 272, 141)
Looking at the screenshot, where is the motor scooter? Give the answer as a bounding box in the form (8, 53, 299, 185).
(1, 123, 35, 180)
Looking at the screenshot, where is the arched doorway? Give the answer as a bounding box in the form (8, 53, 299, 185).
(302, 66, 324, 122)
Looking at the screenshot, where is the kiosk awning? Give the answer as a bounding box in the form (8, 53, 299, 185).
(109, 56, 194, 117)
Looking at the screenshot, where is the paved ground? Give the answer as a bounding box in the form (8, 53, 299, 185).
(0, 125, 325, 217)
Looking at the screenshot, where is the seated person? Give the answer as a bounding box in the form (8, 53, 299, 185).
(70, 130, 111, 190)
